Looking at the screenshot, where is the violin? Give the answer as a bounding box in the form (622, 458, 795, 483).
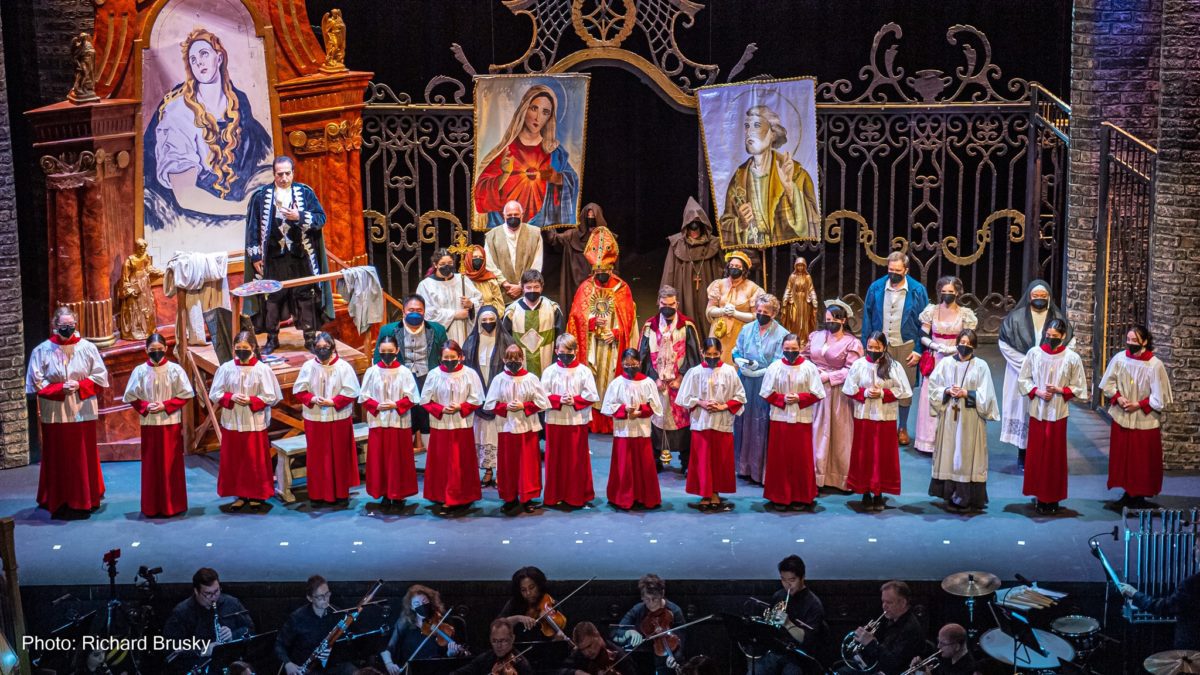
(639, 607, 681, 658)
(590, 643, 625, 675)
(491, 645, 533, 675)
(527, 594, 568, 639)
(419, 609, 468, 655)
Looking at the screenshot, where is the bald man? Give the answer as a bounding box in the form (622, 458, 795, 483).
(485, 200, 545, 300)
(910, 624, 978, 675)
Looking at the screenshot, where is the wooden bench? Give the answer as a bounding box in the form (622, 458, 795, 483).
(272, 422, 370, 503)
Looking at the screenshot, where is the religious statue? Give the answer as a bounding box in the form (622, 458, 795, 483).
(319, 9, 348, 74)
(118, 238, 164, 341)
(779, 256, 819, 344)
(67, 32, 100, 104)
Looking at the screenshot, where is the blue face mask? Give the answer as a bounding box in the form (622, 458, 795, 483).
(404, 312, 423, 327)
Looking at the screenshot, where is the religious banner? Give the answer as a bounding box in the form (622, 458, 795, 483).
(140, 0, 280, 262)
(697, 77, 821, 249)
(472, 74, 589, 231)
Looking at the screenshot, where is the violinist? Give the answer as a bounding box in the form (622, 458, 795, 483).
(450, 619, 532, 675)
(381, 584, 467, 674)
(616, 574, 685, 673)
(759, 556, 826, 675)
(556, 622, 632, 675)
(276, 575, 355, 675)
(500, 566, 568, 642)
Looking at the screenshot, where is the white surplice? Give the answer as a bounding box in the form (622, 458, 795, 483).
(123, 361, 195, 426)
(676, 363, 747, 432)
(208, 360, 282, 431)
(417, 274, 483, 345)
(484, 370, 551, 434)
(293, 356, 360, 422)
(759, 358, 826, 424)
(927, 356, 999, 483)
(842, 358, 913, 421)
(601, 376, 663, 438)
(359, 364, 421, 429)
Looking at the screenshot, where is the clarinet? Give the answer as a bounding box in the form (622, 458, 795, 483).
(211, 601, 222, 644)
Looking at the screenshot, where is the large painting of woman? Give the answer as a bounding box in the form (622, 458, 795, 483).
(472, 75, 588, 230)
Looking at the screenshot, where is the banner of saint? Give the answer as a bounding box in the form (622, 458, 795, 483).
(472, 74, 589, 230)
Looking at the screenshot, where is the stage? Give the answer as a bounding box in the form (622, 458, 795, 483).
(5, 349, 1198, 589)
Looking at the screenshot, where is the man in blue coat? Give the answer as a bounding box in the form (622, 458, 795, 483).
(861, 251, 928, 446)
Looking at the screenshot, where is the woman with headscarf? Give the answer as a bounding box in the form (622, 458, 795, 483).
(661, 197, 723, 336)
(463, 305, 515, 488)
(998, 280, 1073, 467)
(464, 244, 505, 312)
(546, 202, 617, 304)
(473, 84, 580, 228)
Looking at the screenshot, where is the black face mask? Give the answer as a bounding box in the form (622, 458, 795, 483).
(1046, 337, 1063, 350)
(826, 321, 843, 333)
(480, 321, 496, 334)
(623, 366, 640, 378)
(782, 350, 801, 362)
(595, 272, 611, 285)
(315, 347, 333, 362)
(1030, 299, 1049, 311)
(1127, 343, 1143, 354)
(584, 216, 596, 230)
(727, 266, 744, 279)
(379, 353, 398, 365)
(756, 313, 772, 326)
(523, 292, 540, 306)
(504, 361, 522, 374)
(414, 603, 433, 619)
(148, 350, 166, 364)
(505, 216, 521, 229)
(687, 221, 701, 232)
(556, 353, 575, 366)
(659, 306, 676, 320)
(888, 272, 904, 285)
(235, 349, 253, 362)
(941, 293, 957, 305)
(438, 264, 454, 278)
(866, 350, 884, 362)
(957, 345, 973, 358)
(442, 359, 460, 370)
(471, 258, 484, 271)
(56, 325, 76, 339)
(704, 356, 720, 368)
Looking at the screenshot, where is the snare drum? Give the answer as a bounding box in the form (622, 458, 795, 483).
(980, 628, 1076, 671)
(1051, 615, 1101, 652)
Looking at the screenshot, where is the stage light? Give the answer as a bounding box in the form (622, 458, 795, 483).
(428, 540, 437, 545)
(575, 540, 583, 544)
(795, 538, 805, 543)
(279, 541, 289, 546)
(501, 540, 510, 544)
(52, 544, 62, 550)
(943, 540, 951, 544)
(353, 541, 363, 546)
(131, 541, 140, 547)
(868, 538, 877, 543)
(649, 539, 658, 544)
(721, 538, 730, 543)
(1017, 540, 1026, 546)
(206, 542, 213, 547)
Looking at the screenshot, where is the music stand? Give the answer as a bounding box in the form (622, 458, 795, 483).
(210, 630, 276, 672)
(513, 640, 570, 671)
(407, 655, 473, 674)
(990, 603, 1049, 675)
(723, 613, 796, 675)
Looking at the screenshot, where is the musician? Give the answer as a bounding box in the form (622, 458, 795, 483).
(162, 568, 254, 670)
(760, 555, 826, 675)
(556, 622, 633, 675)
(909, 624, 978, 675)
(500, 566, 567, 642)
(1121, 564, 1200, 649)
(229, 663, 255, 675)
(276, 575, 355, 675)
(616, 574, 686, 673)
(381, 584, 467, 674)
(845, 581, 923, 675)
(679, 656, 720, 675)
(449, 619, 532, 675)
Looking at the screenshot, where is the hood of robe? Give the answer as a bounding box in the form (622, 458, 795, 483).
(668, 196, 720, 262)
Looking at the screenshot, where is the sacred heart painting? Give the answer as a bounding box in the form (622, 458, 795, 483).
(698, 77, 822, 250)
(472, 74, 590, 231)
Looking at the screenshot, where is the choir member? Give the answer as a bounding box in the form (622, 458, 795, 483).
(732, 293, 788, 484)
(998, 280, 1072, 467)
(541, 334, 599, 509)
(803, 300, 863, 491)
(375, 294, 448, 449)
(616, 574, 686, 674)
(209, 331, 281, 511)
(926, 329, 998, 513)
(843, 332, 912, 512)
(660, 196, 722, 337)
(486, 344, 551, 513)
(556, 622, 633, 675)
(500, 566, 566, 642)
(1018, 318, 1086, 515)
(449, 619, 532, 675)
(847, 581, 924, 675)
(705, 250, 764, 365)
(381, 584, 467, 674)
(759, 555, 826, 675)
(276, 575, 355, 675)
(1100, 325, 1173, 508)
(760, 333, 825, 511)
(162, 568, 254, 667)
(417, 247, 483, 346)
(294, 332, 361, 507)
(678, 337, 747, 512)
(639, 285, 701, 471)
(360, 334, 421, 510)
(502, 269, 565, 376)
(914, 276, 977, 454)
(601, 349, 665, 510)
(464, 245, 506, 316)
(122, 333, 194, 518)
(26, 306, 109, 519)
(860, 252, 928, 447)
(420, 340, 485, 515)
(463, 305, 513, 487)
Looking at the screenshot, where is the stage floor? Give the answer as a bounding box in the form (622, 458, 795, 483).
(5, 348, 1199, 587)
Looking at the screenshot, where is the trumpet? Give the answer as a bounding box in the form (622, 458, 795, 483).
(764, 591, 791, 628)
(901, 652, 941, 675)
(840, 612, 886, 672)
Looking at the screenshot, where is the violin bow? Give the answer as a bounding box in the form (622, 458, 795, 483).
(531, 575, 597, 639)
(400, 607, 457, 674)
(604, 614, 716, 674)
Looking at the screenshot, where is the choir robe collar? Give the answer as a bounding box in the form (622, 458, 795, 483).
(702, 360, 724, 369)
(1127, 349, 1154, 361)
(781, 356, 805, 366)
(504, 367, 530, 377)
(1040, 344, 1067, 355)
(147, 357, 171, 368)
(556, 358, 580, 369)
(236, 357, 260, 367)
(440, 363, 464, 373)
(376, 358, 402, 369)
(621, 372, 649, 381)
(50, 333, 81, 346)
(316, 355, 340, 366)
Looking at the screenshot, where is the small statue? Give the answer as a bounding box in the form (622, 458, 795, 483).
(118, 238, 164, 341)
(319, 9, 347, 74)
(67, 32, 100, 104)
(780, 256, 819, 345)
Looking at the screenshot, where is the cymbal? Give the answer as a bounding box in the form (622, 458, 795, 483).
(1144, 650, 1200, 675)
(941, 571, 1001, 597)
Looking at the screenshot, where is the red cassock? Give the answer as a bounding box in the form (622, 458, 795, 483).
(128, 397, 190, 517)
(37, 421, 105, 512)
(1023, 418, 1069, 502)
(422, 401, 482, 507)
(294, 392, 360, 501)
(217, 429, 274, 500)
(363, 397, 418, 500)
(686, 428, 737, 497)
(763, 420, 818, 505)
(607, 429, 661, 511)
(544, 400, 595, 507)
(1108, 425, 1162, 498)
(846, 419, 902, 496)
(497, 431, 543, 503)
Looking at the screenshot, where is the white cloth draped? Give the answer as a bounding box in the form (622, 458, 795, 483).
(339, 266, 385, 334)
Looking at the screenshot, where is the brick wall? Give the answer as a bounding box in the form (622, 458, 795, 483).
(0, 10, 30, 468)
(1064, 0, 1162, 371)
(1151, 0, 1200, 469)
